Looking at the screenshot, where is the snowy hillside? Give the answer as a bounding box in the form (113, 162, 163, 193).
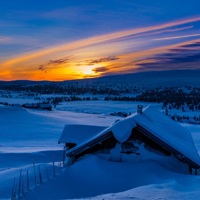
(0, 99, 200, 200)
(24, 156, 200, 200)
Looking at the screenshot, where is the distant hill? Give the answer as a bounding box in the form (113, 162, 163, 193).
(0, 80, 50, 85)
(70, 69, 200, 86)
(1, 69, 200, 87)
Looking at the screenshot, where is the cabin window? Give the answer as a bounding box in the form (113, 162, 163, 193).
(121, 141, 140, 155)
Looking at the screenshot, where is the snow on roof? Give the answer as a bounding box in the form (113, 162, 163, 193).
(111, 117, 136, 143)
(66, 106, 200, 167)
(38, 103, 52, 108)
(58, 124, 108, 145)
(23, 103, 38, 108)
(131, 106, 200, 167)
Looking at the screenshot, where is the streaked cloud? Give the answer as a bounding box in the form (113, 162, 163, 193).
(180, 42, 200, 48)
(3, 16, 200, 66)
(0, 36, 12, 44)
(153, 33, 200, 41)
(92, 66, 109, 73)
(76, 56, 119, 66)
(38, 57, 70, 74)
(103, 26, 194, 43)
(133, 39, 200, 72)
(1, 16, 200, 81)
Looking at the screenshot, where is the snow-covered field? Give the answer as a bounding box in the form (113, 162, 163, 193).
(55, 101, 162, 116)
(0, 97, 200, 200)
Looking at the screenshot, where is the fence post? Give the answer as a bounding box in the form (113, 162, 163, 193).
(44, 164, 50, 181)
(14, 184, 18, 200)
(53, 156, 56, 177)
(27, 170, 29, 191)
(11, 177, 15, 200)
(63, 146, 67, 165)
(38, 165, 43, 184)
(18, 169, 22, 200)
(33, 159, 36, 187)
(22, 175, 25, 195)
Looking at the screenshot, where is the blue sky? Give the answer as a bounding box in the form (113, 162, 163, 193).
(0, 0, 200, 80)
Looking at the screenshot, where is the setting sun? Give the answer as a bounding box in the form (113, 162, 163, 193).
(81, 64, 101, 75)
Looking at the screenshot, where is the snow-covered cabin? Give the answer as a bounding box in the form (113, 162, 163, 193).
(38, 103, 52, 111)
(62, 105, 200, 173)
(22, 103, 52, 110)
(22, 103, 38, 108)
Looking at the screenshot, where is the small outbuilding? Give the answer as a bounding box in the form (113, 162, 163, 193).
(38, 103, 52, 111)
(22, 103, 52, 110)
(22, 103, 38, 109)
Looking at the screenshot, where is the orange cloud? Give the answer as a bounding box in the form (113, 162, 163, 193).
(1, 16, 200, 80)
(3, 16, 200, 67)
(153, 33, 200, 41)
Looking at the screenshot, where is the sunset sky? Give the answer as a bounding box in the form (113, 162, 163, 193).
(0, 0, 200, 81)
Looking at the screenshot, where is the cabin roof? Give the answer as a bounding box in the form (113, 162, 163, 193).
(66, 106, 200, 168)
(38, 103, 52, 108)
(131, 106, 200, 167)
(23, 103, 38, 108)
(58, 124, 108, 145)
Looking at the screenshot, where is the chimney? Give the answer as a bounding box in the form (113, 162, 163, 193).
(137, 105, 143, 114)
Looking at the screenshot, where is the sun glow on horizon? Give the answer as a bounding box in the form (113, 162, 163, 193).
(81, 64, 101, 75)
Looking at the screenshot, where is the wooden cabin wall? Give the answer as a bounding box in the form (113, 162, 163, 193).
(75, 135, 118, 161)
(66, 143, 77, 149)
(129, 128, 171, 156)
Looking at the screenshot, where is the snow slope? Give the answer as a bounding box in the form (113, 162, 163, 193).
(0, 106, 115, 151)
(24, 155, 199, 200)
(0, 102, 200, 200)
(0, 105, 116, 199)
(71, 179, 200, 200)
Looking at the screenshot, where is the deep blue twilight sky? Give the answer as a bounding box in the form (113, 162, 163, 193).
(0, 0, 200, 80)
